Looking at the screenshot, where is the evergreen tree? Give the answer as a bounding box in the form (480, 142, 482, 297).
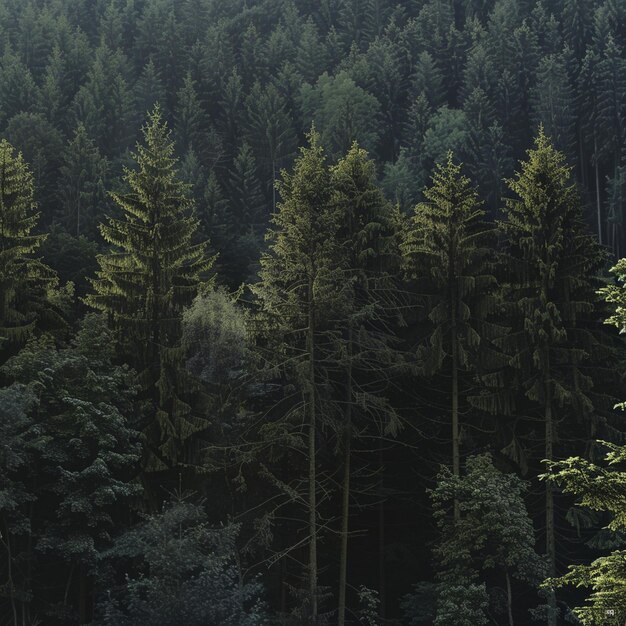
(1, 315, 141, 624)
(331, 143, 401, 626)
(497, 129, 606, 626)
(0, 139, 59, 358)
(541, 257, 626, 624)
(57, 124, 109, 239)
(401, 153, 499, 519)
(174, 72, 207, 159)
(72, 44, 132, 158)
(0, 48, 39, 126)
(532, 53, 576, 159)
(4, 112, 64, 224)
(133, 58, 166, 130)
(245, 82, 298, 211)
(252, 131, 343, 623)
(85, 107, 214, 474)
(229, 143, 266, 229)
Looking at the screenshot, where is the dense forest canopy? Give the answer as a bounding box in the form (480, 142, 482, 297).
(2, 0, 626, 624)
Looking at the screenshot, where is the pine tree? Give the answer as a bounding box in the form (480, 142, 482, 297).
(85, 107, 214, 474)
(252, 131, 343, 623)
(0, 139, 58, 358)
(401, 153, 499, 519)
(497, 129, 606, 626)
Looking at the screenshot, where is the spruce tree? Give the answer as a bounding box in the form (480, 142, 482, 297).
(174, 71, 207, 159)
(85, 106, 214, 474)
(401, 153, 500, 519)
(498, 129, 606, 626)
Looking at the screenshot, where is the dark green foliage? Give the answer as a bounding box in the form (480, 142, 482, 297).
(94, 501, 267, 626)
(300, 71, 381, 157)
(0, 314, 140, 623)
(57, 124, 109, 239)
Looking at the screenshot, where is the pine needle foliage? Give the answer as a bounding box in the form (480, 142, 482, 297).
(85, 106, 214, 472)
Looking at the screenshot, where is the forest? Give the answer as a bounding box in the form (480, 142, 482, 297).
(2, 0, 626, 624)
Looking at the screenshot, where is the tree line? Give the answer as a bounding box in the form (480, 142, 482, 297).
(2, 0, 626, 288)
(1, 102, 625, 624)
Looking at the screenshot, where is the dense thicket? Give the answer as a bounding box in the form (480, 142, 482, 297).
(1, 0, 626, 625)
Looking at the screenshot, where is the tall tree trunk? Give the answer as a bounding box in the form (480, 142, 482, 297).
(307, 277, 318, 625)
(378, 440, 386, 619)
(78, 565, 87, 624)
(594, 131, 602, 245)
(451, 323, 460, 521)
(506, 569, 514, 626)
(4, 518, 18, 626)
(338, 326, 353, 626)
(578, 126, 586, 189)
(545, 354, 556, 626)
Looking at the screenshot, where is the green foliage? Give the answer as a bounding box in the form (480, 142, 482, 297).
(0, 314, 140, 622)
(431, 454, 545, 625)
(0, 139, 60, 357)
(94, 500, 268, 626)
(300, 71, 381, 157)
(544, 443, 626, 623)
(86, 106, 214, 470)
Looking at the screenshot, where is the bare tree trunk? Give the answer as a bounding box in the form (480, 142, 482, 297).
(451, 324, 460, 521)
(378, 441, 386, 619)
(506, 569, 514, 626)
(545, 355, 556, 626)
(338, 326, 353, 626)
(4, 518, 18, 626)
(595, 132, 602, 245)
(307, 278, 318, 625)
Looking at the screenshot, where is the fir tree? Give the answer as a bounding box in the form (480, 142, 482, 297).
(85, 106, 214, 474)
